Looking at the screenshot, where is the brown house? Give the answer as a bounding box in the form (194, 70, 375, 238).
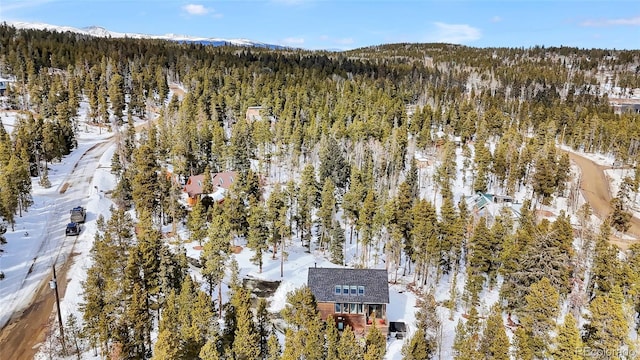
(183, 171, 237, 206)
(308, 267, 389, 336)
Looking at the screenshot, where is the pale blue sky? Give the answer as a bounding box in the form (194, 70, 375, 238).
(1, 0, 639, 50)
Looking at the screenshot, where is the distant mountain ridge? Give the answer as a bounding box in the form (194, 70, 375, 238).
(4, 21, 286, 49)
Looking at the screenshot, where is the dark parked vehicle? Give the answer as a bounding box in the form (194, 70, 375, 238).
(65, 222, 81, 236)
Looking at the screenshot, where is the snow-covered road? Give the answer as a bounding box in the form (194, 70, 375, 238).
(0, 137, 113, 330)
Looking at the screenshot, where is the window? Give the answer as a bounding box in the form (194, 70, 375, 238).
(350, 286, 357, 295)
(335, 303, 341, 313)
(343, 286, 349, 295)
(335, 285, 341, 295)
(358, 286, 365, 296)
(350, 303, 357, 313)
(357, 304, 363, 314)
(342, 303, 348, 313)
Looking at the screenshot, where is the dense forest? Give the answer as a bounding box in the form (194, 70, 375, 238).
(1, 23, 640, 359)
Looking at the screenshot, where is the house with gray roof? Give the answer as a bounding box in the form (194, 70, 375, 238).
(307, 267, 389, 335)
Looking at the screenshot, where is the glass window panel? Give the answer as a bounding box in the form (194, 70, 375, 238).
(357, 304, 363, 314)
(358, 286, 365, 296)
(343, 286, 349, 295)
(350, 303, 357, 313)
(335, 285, 341, 294)
(350, 286, 357, 295)
(335, 303, 341, 312)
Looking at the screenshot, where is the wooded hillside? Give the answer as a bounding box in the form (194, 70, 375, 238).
(1, 24, 640, 359)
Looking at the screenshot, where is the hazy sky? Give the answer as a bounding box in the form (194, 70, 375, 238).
(1, 0, 639, 50)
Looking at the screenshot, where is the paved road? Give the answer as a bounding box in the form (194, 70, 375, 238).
(567, 151, 640, 248)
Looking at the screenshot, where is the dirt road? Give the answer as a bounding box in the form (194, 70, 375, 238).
(567, 151, 640, 248)
(0, 253, 76, 360)
(0, 139, 113, 360)
(0, 100, 167, 359)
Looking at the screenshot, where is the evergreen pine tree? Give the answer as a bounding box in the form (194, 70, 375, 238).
(329, 221, 346, 265)
(247, 201, 269, 273)
(358, 190, 377, 264)
(229, 119, 253, 173)
(152, 329, 182, 360)
(39, 165, 51, 188)
(610, 196, 632, 233)
(187, 200, 208, 245)
(405, 158, 419, 199)
(0, 156, 18, 229)
(583, 288, 628, 358)
(453, 306, 481, 360)
(411, 198, 438, 286)
(514, 325, 534, 360)
(225, 183, 249, 239)
(124, 282, 150, 359)
(552, 313, 582, 360)
(137, 210, 161, 300)
(519, 277, 560, 358)
(201, 210, 231, 310)
(232, 288, 261, 360)
(402, 328, 430, 360)
(318, 135, 350, 190)
(337, 326, 363, 360)
(15, 148, 33, 216)
(131, 143, 159, 215)
(266, 329, 282, 360)
(177, 277, 202, 359)
(318, 177, 336, 249)
(108, 72, 125, 123)
(255, 298, 271, 359)
(342, 167, 366, 245)
(465, 218, 492, 300)
(364, 324, 386, 360)
(298, 164, 319, 248)
(199, 336, 221, 360)
(325, 315, 340, 360)
(479, 305, 510, 360)
(281, 328, 301, 360)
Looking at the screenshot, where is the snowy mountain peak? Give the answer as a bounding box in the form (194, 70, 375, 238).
(81, 26, 111, 37)
(4, 20, 284, 49)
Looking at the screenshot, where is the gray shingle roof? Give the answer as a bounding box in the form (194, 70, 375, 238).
(307, 267, 389, 304)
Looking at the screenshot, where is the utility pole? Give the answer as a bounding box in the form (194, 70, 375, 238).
(50, 264, 66, 354)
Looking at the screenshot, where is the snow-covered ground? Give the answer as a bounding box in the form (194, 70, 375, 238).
(21, 143, 424, 359)
(0, 92, 424, 359)
(0, 110, 18, 134)
(2, 98, 626, 359)
(0, 114, 113, 330)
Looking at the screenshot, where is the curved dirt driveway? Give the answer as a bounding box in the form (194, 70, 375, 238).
(567, 151, 640, 248)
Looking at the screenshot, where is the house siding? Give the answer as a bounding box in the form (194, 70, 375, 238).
(317, 302, 336, 320)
